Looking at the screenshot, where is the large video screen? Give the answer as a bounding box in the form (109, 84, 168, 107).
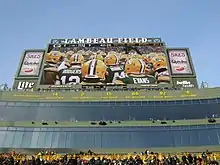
(40, 44, 171, 86)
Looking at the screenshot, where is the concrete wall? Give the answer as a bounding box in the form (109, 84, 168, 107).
(0, 125, 219, 149)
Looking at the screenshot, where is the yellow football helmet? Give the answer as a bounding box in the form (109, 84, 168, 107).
(89, 54, 104, 61)
(104, 52, 119, 66)
(108, 51, 117, 55)
(86, 50, 94, 56)
(143, 52, 156, 64)
(124, 58, 147, 74)
(82, 50, 90, 61)
(81, 59, 107, 79)
(130, 54, 142, 59)
(119, 53, 128, 64)
(69, 53, 84, 66)
(152, 54, 167, 72)
(142, 54, 148, 63)
(45, 51, 64, 64)
(157, 52, 166, 59)
(65, 51, 74, 60)
(77, 50, 85, 55)
(97, 50, 107, 57)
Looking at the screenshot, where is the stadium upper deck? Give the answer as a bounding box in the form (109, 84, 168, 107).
(0, 37, 218, 121)
(0, 87, 219, 121)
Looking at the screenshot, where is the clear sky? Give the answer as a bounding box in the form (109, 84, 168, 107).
(0, 0, 219, 87)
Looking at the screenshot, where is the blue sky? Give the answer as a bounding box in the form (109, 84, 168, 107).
(0, 0, 220, 87)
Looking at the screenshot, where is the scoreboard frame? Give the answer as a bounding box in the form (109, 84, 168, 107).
(12, 38, 198, 90)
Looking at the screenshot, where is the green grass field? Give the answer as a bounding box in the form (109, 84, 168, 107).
(0, 118, 219, 127)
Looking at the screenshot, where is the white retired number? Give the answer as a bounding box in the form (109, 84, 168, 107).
(61, 75, 80, 85)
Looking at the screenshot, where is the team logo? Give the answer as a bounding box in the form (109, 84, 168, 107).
(176, 80, 194, 88)
(17, 81, 35, 90)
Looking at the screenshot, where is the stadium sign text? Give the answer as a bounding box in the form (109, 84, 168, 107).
(17, 81, 35, 90)
(50, 38, 162, 44)
(176, 80, 194, 88)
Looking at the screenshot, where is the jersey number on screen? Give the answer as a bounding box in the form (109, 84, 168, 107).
(61, 76, 80, 84)
(112, 72, 125, 82)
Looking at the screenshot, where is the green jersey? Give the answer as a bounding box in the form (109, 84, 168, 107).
(117, 74, 157, 84)
(58, 68, 82, 85)
(105, 65, 125, 83)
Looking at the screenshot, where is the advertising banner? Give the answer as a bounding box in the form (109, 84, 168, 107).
(172, 77, 198, 88)
(39, 41, 171, 87)
(13, 79, 38, 90)
(18, 51, 44, 77)
(167, 49, 193, 75)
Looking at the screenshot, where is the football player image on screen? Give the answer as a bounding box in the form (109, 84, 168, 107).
(104, 52, 125, 84)
(89, 51, 104, 61)
(115, 58, 157, 85)
(81, 59, 107, 84)
(130, 53, 142, 60)
(97, 50, 106, 57)
(142, 52, 156, 64)
(65, 51, 74, 60)
(152, 53, 170, 84)
(55, 59, 82, 85)
(77, 50, 85, 56)
(69, 53, 84, 68)
(89, 53, 104, 62)
(82, 50, 91, 61)
(42, 51, 64, 84)
(119, 53, 128, 66)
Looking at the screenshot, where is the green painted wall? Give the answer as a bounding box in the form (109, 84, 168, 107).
(1, 87, 220, 102)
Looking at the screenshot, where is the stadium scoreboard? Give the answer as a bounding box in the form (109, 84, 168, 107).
(13, 37, 198, 90)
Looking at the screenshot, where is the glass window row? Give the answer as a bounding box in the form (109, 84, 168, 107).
(2, 124, 220, 132)
(1, 97, 220, 107)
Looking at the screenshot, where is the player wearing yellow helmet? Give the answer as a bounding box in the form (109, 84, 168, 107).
(119, 53, 128, 66)
(130, 54, 142, 60)
(104, 52, 125, 84)
(115, 58, 157, 85)
(152, 53, 170, 84)
(81, 59, 107, 84)
(55, 58, 82, 85)
(54, 52, 85, 85)
(44, 51, 64, 69)
(142, 52, 156, 64)
(104, 52, 119, 66)
(89, 53, 104, 61)
(97, 50, 106, 57)
(69, 53, 84, 67)
(65, 51, 74, 60)
(42, 51, 64, 85)
(77, 50, 85, 56)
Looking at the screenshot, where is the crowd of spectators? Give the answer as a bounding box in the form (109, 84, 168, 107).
(0, 150, 219, 165)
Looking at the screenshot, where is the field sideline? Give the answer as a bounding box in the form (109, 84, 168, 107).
(0, 118, 219, 127)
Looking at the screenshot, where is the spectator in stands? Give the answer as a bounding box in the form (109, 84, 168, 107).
(0, 150, 219, 165)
